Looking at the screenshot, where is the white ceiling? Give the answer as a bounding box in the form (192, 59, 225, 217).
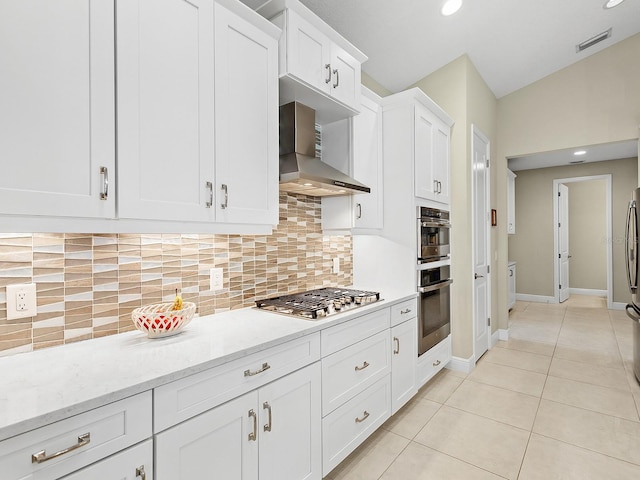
(298, 0, 640, 98)
(508, 139, 638, 171)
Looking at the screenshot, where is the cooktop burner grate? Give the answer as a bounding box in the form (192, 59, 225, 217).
(255, 288, 380, 319)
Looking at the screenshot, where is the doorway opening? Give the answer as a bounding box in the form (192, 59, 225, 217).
(553, 175, 613, 308)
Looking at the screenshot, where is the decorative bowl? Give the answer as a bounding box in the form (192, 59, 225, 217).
(131, 302, 196, 338)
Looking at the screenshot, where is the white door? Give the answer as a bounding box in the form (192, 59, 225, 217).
(472, 126, 491, 361)
(391, 317, 418, 414)
(259, 363, 322, 480)
(0, 0, 115, 219)
(155, 391, 259, 480)
(558, 184, 570, 302)
(214, 3, 279, 225)
(116, 0, 215, 222)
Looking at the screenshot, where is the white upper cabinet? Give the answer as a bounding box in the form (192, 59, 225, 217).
(214, 2, 279, 225)
(414, 104, 451, 205)
(0, 0, 115, 219)
(264, 0, 367, 123)
(116, 0, 215, 223)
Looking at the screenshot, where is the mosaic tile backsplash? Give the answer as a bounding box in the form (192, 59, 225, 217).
(0, 194, 353, 356)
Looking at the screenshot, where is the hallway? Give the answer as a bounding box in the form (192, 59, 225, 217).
(324, 296, 640, 479)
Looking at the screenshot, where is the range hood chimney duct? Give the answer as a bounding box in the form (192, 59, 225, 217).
(279, 102, 370, 196)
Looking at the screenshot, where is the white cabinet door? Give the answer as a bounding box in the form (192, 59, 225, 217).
(391, 317, 418, 414)
(214, 3, 279, 225)
(60, 440, 152, 480)
(0, 0, 115, 219)
(155, 391, 259, 480)
(116, 0, 215, 222)
(414, 105, 437, 202)
(329, 45, 360, 109)
(353, 89, 383, 230)
(259, 363, 322, 480)
(508, 264, 517, 310)
(286, 10, 332, 94)
(433, 120, 451, 205)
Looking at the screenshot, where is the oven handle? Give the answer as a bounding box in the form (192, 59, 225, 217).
(418, 279, 453, 294)
(420, 221, 451, 228)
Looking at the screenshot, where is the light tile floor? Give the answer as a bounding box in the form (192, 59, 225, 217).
(324, 295, 640, 480)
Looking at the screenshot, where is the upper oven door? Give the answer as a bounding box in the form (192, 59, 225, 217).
(418, 219, 450, 263)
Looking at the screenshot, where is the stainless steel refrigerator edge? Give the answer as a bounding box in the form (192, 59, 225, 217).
(625, 188, 640, 384)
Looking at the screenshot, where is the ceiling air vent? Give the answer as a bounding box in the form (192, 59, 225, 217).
(576, 28, 612, 52)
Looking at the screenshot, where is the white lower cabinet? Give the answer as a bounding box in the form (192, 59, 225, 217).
(155, 362, 322, 480)
(61, 440, 153, 480)
(391, 316, 418, 415)
(416, 335, 451, 388)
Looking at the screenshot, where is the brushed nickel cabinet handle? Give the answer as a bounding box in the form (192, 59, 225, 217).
(355, 361, 370, 371)
(325, 64, 332, 83)
(332, 69, 339, 88)
(221, 183, 228, 209)
(32, 432, 90, 463)
(205, 181, 213, 208)
(263, 402, 272, 432)
(248, 409, 257, 441)
(356, 203, 362, 219)
(100, 166, 108, 200)
(393, 337, 400, 355)
(355, 411, 370, 423)
(136, 465, 147, 480)
(244, 362, 270, 377)
(433, 359, 441, 367)
(400, 308, 411, 314)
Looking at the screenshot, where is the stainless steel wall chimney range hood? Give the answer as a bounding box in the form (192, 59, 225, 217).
(279, 102, 370, 197)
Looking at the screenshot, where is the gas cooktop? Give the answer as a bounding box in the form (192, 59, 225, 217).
(255, 288, 381, 320)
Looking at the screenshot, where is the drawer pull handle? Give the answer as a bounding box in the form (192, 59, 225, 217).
(244, 362, 270, 377)
(400, 308, 411, 314)
(248, 409, 258, 441)
(31, 432, 90, 464)
(393, 337, 400, 355)
(355, 411, 370, 423)
(100, 166, 109, 200)
(433, 359, 441, 367)
(136, 465, 147, 480)
(263, 402, 272, 432)
(355, 361, 370, 371)
(205, 181, 213, 208)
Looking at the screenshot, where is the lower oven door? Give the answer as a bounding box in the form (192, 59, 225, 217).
(418, 279, 452, 356)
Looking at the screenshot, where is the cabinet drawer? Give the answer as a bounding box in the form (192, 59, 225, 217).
(154, 333, 320, 432)
(61, 439, 152, 480)
(417, 335, 451, 388)
(390, 298, 417, 326)
(322, 330, 390, 416)
(322, 375, 391, 476)
(321, 307, 390, 356)
(0, 392, 151, 480)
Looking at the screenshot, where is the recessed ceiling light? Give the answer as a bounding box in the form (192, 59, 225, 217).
(573, 150, 587, 156)
(441, 0, 462, 16)
(604, 0, 625, 9)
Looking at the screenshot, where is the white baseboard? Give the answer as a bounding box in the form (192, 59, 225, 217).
(516, 293, 557, 304)
(498, 328, 509, 341)
(491, 330, 499, 348)
(611, 302, 626, 311)
(569, 288, 607, 297)
(447, 355, 475, 374)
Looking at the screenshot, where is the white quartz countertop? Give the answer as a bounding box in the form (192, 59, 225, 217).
(0, 291, 416, 441)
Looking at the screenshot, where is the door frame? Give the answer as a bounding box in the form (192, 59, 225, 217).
(471, 124, 492, 359)
(552, 175, 613, 308)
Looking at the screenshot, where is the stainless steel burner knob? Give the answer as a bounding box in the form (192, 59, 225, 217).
(333, 300, 342, 310)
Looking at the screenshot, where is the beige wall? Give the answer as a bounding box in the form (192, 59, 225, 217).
(497, 32, 640, 329)
(361, 71, 393, 97)
(411, 55, 498, 360)
(508, 158, 637, 303)
(568, 180, 607, 291)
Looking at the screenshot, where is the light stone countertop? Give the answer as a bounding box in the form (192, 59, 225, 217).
(0, 291, 416, 442)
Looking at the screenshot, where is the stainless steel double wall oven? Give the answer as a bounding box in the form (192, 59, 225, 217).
(417, 207, 452, 356)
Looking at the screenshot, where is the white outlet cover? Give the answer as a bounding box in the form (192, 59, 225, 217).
(210, 268, 224, 291)
(6, 283, 37, 320)
(332, 257, 340, 274)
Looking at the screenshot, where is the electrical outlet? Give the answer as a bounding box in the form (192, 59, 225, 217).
(332, 257, 340, 274)
(6, 283, 37, 320)
(210, 268, 224, 291)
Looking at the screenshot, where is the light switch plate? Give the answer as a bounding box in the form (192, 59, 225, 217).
(210, 268, 223, 291)
(332, 257, 340, 274)
(6, 283, 37, 320)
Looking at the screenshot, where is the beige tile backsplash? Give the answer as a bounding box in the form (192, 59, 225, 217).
(0, 193, 353, 356)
